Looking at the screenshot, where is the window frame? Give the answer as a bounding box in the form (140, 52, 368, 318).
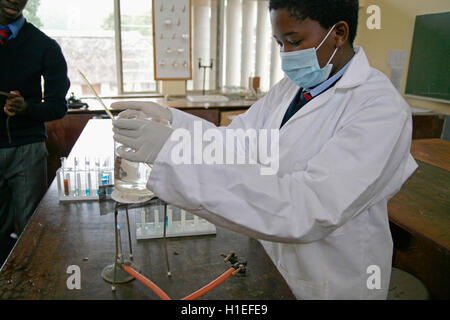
(114, 0, 161, 96)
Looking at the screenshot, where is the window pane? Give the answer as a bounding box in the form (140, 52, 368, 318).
(120, 0, 156, 93)
(24, 0, 117, 97)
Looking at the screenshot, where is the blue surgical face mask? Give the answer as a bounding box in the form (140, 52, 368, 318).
(280, 25, 338, 89)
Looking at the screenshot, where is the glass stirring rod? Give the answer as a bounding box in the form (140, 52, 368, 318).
(77, 69, 114, 120)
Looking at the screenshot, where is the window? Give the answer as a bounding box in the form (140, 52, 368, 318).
(24, 0, 157, 98)
(189, 0, 283, 93)
(118, 0, 157, 94)
(25, 0, 117, 97)
(24, 0, 282, 97)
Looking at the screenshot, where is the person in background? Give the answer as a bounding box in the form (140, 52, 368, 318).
(0, 0, 70, 264)
(112, 0, 418, 299)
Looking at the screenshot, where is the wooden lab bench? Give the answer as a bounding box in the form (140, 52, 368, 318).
(0, 119, 294, 300)
(388, 139, 450, 299)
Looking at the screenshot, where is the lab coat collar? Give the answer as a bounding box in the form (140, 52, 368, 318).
(335, 46, 371, 89)
(277, 46, 372, 130)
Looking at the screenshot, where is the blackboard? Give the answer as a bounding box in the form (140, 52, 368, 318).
(405, 12, 450, 103)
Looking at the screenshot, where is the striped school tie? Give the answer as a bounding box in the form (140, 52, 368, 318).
(0, 26, 11, 46)
(299, 89, 313, 105)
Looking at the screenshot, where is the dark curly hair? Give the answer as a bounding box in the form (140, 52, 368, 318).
(269, 0, 359, 45)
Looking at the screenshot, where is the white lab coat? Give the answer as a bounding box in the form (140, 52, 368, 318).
(148, 47, 418, 299)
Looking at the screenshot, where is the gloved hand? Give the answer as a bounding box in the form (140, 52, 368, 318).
(113, 118, 173, 164)
(110, 101, 172, 123)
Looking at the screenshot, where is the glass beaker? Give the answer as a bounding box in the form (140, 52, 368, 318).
(114, 145, 153, 196)
(113, 117, 171, 201)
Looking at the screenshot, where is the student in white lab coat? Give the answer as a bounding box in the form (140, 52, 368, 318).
(112, 0, 418, 299)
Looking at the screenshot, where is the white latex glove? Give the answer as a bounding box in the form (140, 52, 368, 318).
(110, 101, 173, 123)
(113, 118, 173, 164)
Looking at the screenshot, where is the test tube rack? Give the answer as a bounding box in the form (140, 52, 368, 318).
(56, 165, 114, 202)
(136, 205, 216, 239)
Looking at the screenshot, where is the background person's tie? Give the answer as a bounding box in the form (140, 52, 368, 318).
(0, 26, 12, 46)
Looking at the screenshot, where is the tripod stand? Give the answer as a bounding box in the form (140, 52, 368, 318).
(101, 197, 172, 291)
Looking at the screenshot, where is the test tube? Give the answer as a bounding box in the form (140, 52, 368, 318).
(102, 174, 109, 186)
(85, 157, 91, 196)
(167, 207, 173, 227)
(74, 157, 80, 196)
(140, 208, 146, 233)
(61, 157, 69, 196)
(76, 173, 81, 197)
(102, 158, 112, 194)
(65, 173, 71, 196)
(181, 209, 186, 230)
(96, 157, 101, 195)
(154, 208, 159, 229)
(194, 214, 199, 229)
(102, 158, 108, 185)
(60, 157, 66, 175)
(56, 170, 62, 196)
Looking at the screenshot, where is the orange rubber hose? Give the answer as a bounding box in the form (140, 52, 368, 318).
(122, 264, 172, 300)
(181, 267, 235, 300)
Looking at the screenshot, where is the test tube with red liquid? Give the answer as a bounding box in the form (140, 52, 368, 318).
(61, 157, 70, 196)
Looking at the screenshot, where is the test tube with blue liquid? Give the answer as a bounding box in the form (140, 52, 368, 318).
(102, 158, 111, 194)
(96, 157, 101, 195)
(167, 206, 173, 229)
(85, 157, 91, 196)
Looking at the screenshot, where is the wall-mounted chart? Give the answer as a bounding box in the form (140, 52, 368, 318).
(152, 0, 192, 80)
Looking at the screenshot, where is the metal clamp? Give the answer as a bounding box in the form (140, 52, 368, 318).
(220, 251, 247, 276)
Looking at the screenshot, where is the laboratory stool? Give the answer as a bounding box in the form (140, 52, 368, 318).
(388, 267, 431, 300)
